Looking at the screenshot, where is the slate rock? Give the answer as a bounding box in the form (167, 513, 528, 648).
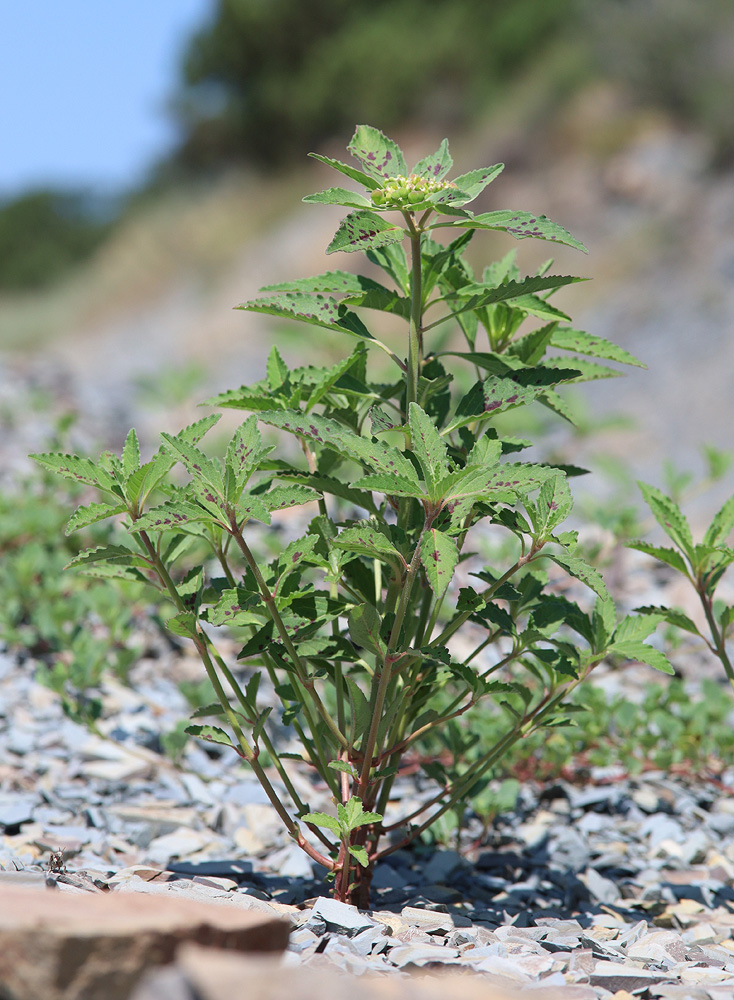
(309, 896, 376, 937)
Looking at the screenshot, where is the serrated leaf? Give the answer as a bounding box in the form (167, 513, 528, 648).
(638, 481, 694, 556)
(266, 345, 289, 391)
(308, 152, 381, 190)
(226, 416, 267, 496)
(455, 210, 588, 253)
(409, 402, 449, 495)
(130, 501, 220, 532)
(237, 292, 375, 342)
(439, 274, 584, 325)
(306, 345, 367, 411)
(348, 603, 385, 656)
(160, 433, 222, 496)
(348, 845, 370, 868)
(66, 501, 126, 535)
(632, 604, 702, 637)
(326, 210, 404, 255)
(190, 703, 226, 719)
(30, 452, 117, 494)
(121, 429, 141, 479)
(365, 244, 409, 293)
(421, 529, 458, 595)
(340, 284, 410, 319)
(66, 543, 150, 570)
(327, 760, 359, 777)
(591, 595, 616, 650)
(627, 541, 690, 575)
(548, 552, 610, 601)
(348, 125, 407, 181)
(614, 611, 666, 642)
(185, 725, 240, 751)
(510, 294, 571, 322)
(354, 473, 426, 499)
(166, 612, 198, 639)
(303, 186, 372, 208)
(437, 164, 504, 204)
(544, 356, 622, 381)
(333, 525, 405, 569)
(301, 810, 341, 835)
(550, 328, 646, 368)
(533, 473, 573, 537)
(412, 138, 453, 181)
(610, 640, 675, 675)
(261, 485, 319, 512)
(261, 270, 377, 296)
(341, 795, 382, 829)
(234, 492, 272, 524)
(210, 588, 262, 627)
(704, 494, 734, 547)
(346, 677, 371, 737)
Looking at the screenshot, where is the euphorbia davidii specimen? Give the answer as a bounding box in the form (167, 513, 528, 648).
(33, 127, 672, 907)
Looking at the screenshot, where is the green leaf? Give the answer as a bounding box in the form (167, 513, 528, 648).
(303, 187, 372, 208)
(340, 795, 382, 829)
(638, 481, 694, 556)
(266, 345, 289, 391)
(348, 845, 370, 868)
(300, 810, 341, 835)
(533, 473, 573, 536)
(261, 485, 319, 512)
(627, 541, 689, 575)
(550, 328, 646, 368)
(307, 152, 381, 190)
(166, 612, 198, 639)
(210, 588, 261, 627)
(237, 292, 375, 343)
(548, 552, 610, 602)
(610, 640, 675, 675)
(412, 138, 453, 181)
(454, 210, 588, 253)
(185, 725, 241, 751)
(130, 501, 221, 532)
(261, 270, 378, 296)
(65, 543, 149, 570)
(354, 472, 426, 499)
(66, 501, 127, 535)
(632, 604, 702, 637)
(326, 210, 404, 255)
(348, 603, 385, 656)
(544, 356, 622, 382)
(340, 284, 410, 320)
(30, 452, 117, 495)
(440, 274, 584, 323)
(226, 416, 268, 495)
(591, 596, 617, 650)
(438, 165, 504, 204)
(421, 529, 458, 595)
(160, 433, 222, 495)
(347, 125, 407, 181)
(704, 494, 734, 547)
(409, 402, 449, 495)
(327, 760, 359, 777)
(306, 345, 367, 411)
(121, 429, 141, 479)
(333, 525, 405, 569)
(277, 534, 320, 581)
(366, 244, 409, 293)
(346, 677, 371, 737)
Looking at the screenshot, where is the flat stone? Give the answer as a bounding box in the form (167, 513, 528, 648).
(400, 906, 454, 933)
(0, 885, 288, 1000)
(0, 795, 36, 828)
(590, 959, 666, 992)
(309, 897, 376, 937)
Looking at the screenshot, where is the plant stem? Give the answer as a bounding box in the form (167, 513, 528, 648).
(404, 211, 423, 411)
(699, 584, 734, 691)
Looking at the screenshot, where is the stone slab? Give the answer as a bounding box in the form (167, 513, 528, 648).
(0, 885, 289, 1000)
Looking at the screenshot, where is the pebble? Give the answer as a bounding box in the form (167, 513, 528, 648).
(4, 606, 734, 994)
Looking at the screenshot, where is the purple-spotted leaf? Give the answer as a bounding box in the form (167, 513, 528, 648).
(30, 452, 117, 495)
(340, 285, 410, 320)
(533, 473, 573, 537)
(412, 139, 453, 181)
(66, 544, 150, 571)
(326, 210, 404, 255)
(408, 402, 449, 495)
(306, 346, 367, 411)
(277, 534, 320, 582)
(303, 187, 372, 209)
(130, 415, 222, 503)
(160, 433, 223, 495)
(261, 271, 384, 296)
(66, 502, 127, 535)
(261, 485, 320, 512)
(332, 525, 405, 569)
(226, 416, 269, 494)
(130, 501, 220, 532)
(354, 472, 427, 499)
(459, 210, 588, 252)
(166, 612, 198, 639)
(544, 357, 622, 381)
(210, 588, 261, 628)
(308, 152, 381, 190)
(421, 529, 458, 595)
(433, 164, 504, 205)
(121, 429, 141, 479)
(369, 405, 402, 435)
(550, 328, 646, 368)
(237, 292, 375, 342)
(347, 125, 407, 181)
(235, 492, 273, 524)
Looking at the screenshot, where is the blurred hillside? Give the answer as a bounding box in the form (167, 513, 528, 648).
(1, 0, 733, 506)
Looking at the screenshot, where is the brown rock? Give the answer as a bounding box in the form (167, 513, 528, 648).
(0, 885, 288, 1000)
(134, 945, 598, 1000)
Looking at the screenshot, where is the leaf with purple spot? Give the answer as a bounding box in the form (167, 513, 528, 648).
(412, 139, 453, 182)
(332, 524, 405, 570)
(431, 164, 504, 206)
(326, 210, 405, 255)
(302, 187, 373, 209)
(237, 291, 375, 343)
(420, 529, 458, 595)
(347, 125, 407, 182)
(459, 210, 588, 253)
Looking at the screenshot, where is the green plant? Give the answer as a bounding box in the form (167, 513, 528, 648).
(33, 126, 672, 907)
(632, 473, 734, 692)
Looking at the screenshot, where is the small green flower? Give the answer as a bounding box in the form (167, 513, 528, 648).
(370, 173, 457, 211)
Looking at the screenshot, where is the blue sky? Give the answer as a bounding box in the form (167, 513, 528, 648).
(1, 0, 213, 198)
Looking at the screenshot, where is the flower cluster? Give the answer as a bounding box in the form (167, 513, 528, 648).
(370, 174, 457, 209)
